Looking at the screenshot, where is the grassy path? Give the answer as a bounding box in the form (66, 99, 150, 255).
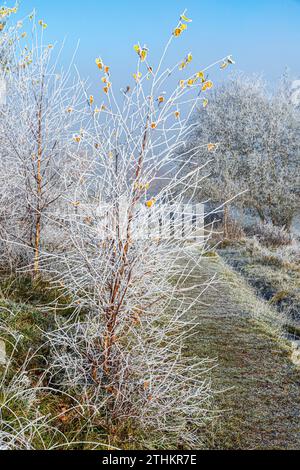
(182, 253, 300, 449)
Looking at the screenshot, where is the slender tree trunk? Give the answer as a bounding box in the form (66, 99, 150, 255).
(33, 212, 41, 275)
(33, 100, 43, 277)
(224, 204, 229, 239)
(103, 118, 149, 377)
(255, 205, 266, 224)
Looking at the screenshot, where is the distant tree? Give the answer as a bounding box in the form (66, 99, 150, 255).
(246, 74, 300, 228)
(181, 73, 300, 232)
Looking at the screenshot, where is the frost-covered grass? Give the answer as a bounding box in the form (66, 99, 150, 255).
(181, 255, 300, 449)
(0, 273, 214, 450)
(0, 276, 118, 450)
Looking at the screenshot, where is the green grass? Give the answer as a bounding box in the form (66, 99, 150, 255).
(0, 275, 95, 450)
(0, 275, 150, 450)
(0, 274, 75, 367)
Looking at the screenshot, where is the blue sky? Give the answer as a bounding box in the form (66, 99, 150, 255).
(14, 0, 300, 92)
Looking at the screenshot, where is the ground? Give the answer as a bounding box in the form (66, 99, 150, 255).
(182, 253, 300, 449)
(1, 252, 300, 449)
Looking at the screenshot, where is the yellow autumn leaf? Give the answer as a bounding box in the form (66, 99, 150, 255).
(0, 5, 18, 18)
(95, 58, 103, 69)
(187, 78, 195, 87)
(145, 198, 156, 208)
(73, 135, 81, 143)
(207, 143, 218, 152)
(180, 23, 187, 31)
(151, 122, 157, 129)
(133, 44, 148, 61)
(133, 72, 142, 81)
(173, 27, 182, 37)
(203, 98, 209, 108)
(174, 111, 180, 119)
(196, 71, 205, 81)
(143, 381, 150, 390)
(202, 80, 213, 91)
(179, 80, 185, 88)
(180, 14, 192, 22)
(140, 49, 147, 62)
(220, 61, 228, 70)
(39, 20, 48, 29)
(89, 95, 94, 105)
(158, 96, 165, 103)
(187, 52, 193, 63)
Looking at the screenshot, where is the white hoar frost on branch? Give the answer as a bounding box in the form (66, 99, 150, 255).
(0, 9, 234, 449)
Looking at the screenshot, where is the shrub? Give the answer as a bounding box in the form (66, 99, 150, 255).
(40, 10, 231, 448)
